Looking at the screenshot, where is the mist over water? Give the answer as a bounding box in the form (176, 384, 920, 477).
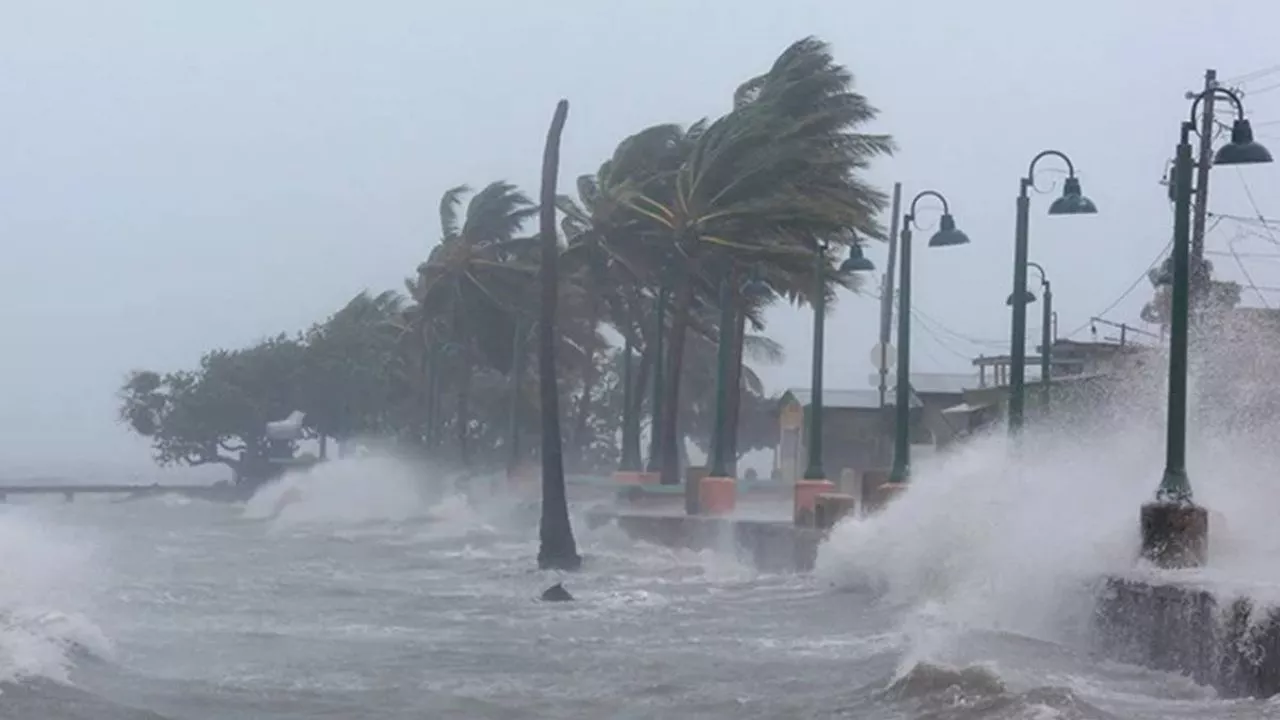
(5, 336, 1280, 718)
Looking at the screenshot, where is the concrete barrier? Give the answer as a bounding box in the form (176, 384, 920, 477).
(1094, 575, 1280, 698)
(585, 510, 824, 572)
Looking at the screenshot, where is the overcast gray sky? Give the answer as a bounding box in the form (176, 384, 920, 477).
(4, 0, 1280, 479)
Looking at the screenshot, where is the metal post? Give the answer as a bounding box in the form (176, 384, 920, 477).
(506, 323, 524, 473)
(1191, 69, 1217, 298)
(802, 244, 827, 481)
(889, 221, 913, 483)
(1041, 281, 1052, 413)
(1158, 122, 1195, 502)
(878, 183, 903, 409)
(645, 283, 666, 474)
(1008, 179, 1032, 432)
(708, 273, 735, 479)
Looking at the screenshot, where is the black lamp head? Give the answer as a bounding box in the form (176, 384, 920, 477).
(1214, 119, 1274, 166)
(928, 214, 970, 247)
(1006, 289, 1037, 306)
(1048, 176, 1098, 215)
(839, 243, 876, 273)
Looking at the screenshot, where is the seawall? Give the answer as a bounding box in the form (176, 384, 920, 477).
(1095, 574, 1280, 698)
(585, 510, 824, 573)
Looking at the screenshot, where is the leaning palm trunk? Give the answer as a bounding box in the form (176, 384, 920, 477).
(457, 352, 472, 469)
(569, 294, 602, 470)
(537, 100, 581, 571)
(724, 283, 748, 477)
(659, 260, 696, 487)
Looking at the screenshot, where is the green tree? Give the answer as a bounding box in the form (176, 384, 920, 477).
(118, 334, 308, 484)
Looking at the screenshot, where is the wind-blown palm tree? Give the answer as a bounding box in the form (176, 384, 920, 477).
(613, 37, 892, 485)
(415, 181, 539, 467)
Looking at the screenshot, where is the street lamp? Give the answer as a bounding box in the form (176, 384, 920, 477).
(1142, 86, 1271, 569)
(1006, 261, 1052, 414)
(1008, 151, 1097, 433)
(794, 239, 876, 524)
(702, 266, 770, 515)
(886, 191, 971, 487)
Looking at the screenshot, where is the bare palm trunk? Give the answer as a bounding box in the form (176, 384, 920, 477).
(570, 296, 602, 470)
(536, 99, 581, 571)
(659, 262, 695, 487)
(457, 356, 472, 469)
(724, 284, 747, 477)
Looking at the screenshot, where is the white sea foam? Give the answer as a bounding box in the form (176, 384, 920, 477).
(0, 509, 111, 684)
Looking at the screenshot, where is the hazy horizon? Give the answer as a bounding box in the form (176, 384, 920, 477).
(5, 0, 1280, 478)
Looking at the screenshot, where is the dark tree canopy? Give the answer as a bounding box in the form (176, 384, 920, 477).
(117, 36, 889, 487)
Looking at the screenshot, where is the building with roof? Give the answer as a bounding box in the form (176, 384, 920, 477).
(772, 374, 976, 489)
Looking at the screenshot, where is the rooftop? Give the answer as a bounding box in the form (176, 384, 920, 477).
(782, 387, 922, 410)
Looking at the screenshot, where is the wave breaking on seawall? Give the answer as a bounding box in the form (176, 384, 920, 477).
(240, 454, 498, 537)
(0, 508, 113, 686)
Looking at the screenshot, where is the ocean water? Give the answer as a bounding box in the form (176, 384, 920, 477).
(4, 439, 1280, 720)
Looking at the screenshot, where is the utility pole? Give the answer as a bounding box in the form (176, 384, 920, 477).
(877, 182, 901, 473)
(1190, 68, 1217, 297)
(878, 182, 902, 409)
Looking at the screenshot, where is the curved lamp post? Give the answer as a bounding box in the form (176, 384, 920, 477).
(1006, 261, 1052, 414)
(1142, 87, 1271, 569)
(793, 238, 876, 525)
(1008, 151, 1097, 433)
(886, 191, 971, 487)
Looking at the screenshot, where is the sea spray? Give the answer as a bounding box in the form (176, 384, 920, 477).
(242, 454, 433, 527)
(0, 508, 111, 684)
(816, 328, 1280, 672)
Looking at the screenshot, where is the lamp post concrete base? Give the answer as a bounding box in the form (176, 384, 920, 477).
(862, 482, 907, 513)
(1141, 502, 1208, 569)
(612, 471, 647, 485)
(699, 476, 736, 516)
(794, 479, 835, 526)
(814, 493, 856, 530)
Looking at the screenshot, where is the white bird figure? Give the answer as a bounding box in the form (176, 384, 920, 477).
(265, 410, 306, 441)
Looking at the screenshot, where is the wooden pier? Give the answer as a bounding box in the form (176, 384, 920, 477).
(0, 483, 242, 503)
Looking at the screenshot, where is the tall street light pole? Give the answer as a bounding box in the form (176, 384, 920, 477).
(793, 238, 875, 525)
(885, 190, 971, 491)
(1142, 87, 1272, 569)
(1007, 262, 1052, 414)
(1008, 151, 1097, 433)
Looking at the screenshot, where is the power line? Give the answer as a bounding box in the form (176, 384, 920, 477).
(1224, 233, 1273, 308)
(909, 309, 981, 362)
(1224, 64, 1280, 85)
(1235, 169, 1280, 249)
(1205, 249, 1280, 259)
(1207, 210, 1280, 227)
(1064, 238, 1174, 338)
(1240, 81, 1280, 97)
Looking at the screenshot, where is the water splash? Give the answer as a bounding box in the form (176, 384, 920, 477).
(242, 454, 432, 527)
(817, 330, 1280, 663)
(0, 509, 111, 684)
